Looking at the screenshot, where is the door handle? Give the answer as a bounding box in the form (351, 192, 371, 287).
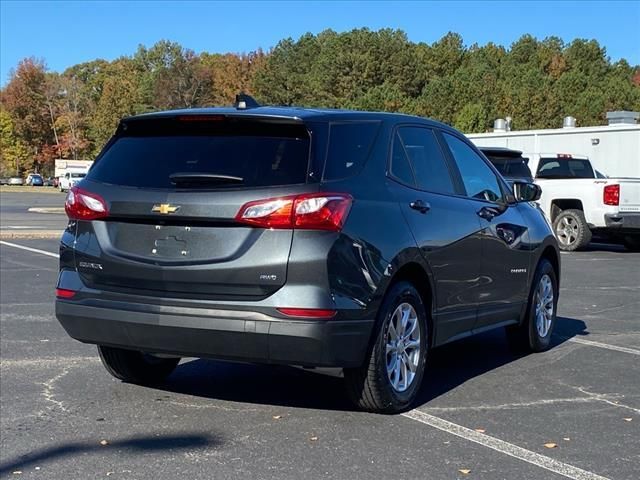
(410, 200, 431, 214)
(477, 206, 498, 221)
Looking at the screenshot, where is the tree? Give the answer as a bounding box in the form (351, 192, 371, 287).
(89, 59, 144, 154)
(0, 58, 54, 170)
(0, 107, 31, 176)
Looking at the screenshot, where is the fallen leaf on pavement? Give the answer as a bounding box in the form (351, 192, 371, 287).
(309, 436, 318, 441)
(12, 472, 22, 475)
(544, 443, 557, 449)
(458, 469, 471, 475)
(99, 440, 109, 446)
(623, 418, 632, 422)
(563, 437, 571, 441)
(273, 415, 282, 420)
(474, 428, 485, 433)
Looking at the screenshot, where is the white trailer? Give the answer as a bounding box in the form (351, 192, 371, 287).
(467, 121, 640, 178)
(54, 159, 93, 178)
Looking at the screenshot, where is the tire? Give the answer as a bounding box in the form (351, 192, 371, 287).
(623, 235, 640, 252)
(506, 259, 558, 353)
(98, 345, 180, 384)
(552, 209, 592, 251)
(344, 281, 429, 413)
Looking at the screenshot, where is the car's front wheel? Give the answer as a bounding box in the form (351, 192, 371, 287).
(506, 258, 558, 353)
(344, 281, 428, 413)
(98, 345, 180, 384)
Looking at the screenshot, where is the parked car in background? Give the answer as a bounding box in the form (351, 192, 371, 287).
(56, 100, 560, 413)
(479, 147, 533, 183)
(0, 177, 10, 185)
(58, 171, 87, 192)
(43, 176, 58, 187)
(25, 173, 44, 186)
(527, 153, 640, 251)
(8, 177, 24, 185)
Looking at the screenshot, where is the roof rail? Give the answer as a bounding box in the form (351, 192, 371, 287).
(235, 93, 260, 110)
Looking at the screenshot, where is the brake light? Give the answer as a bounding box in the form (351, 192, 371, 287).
(603, 184, 620, 206)
(177, 115, 225, 122)
(65, 186, 108, 220)
(236, 193, 352, 231)
(557, 153, 573, 159)
(56, 288, 76, 299)
(277, 308, 337, 319)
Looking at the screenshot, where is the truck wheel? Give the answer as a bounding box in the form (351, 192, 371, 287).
(344, 281, 428, 413)
(623, 235, 640, 252)
(506, 258, 558, 353)
(553, 209, 592, 251)
(98, 345, 180, 384)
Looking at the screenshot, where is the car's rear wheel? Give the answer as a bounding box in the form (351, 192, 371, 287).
(553, 209, 591, 251)
(344, 281, 428, 413)
(506, 258, 558, 353)
(98, 345, 180, 384)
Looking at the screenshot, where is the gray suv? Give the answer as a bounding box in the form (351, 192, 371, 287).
(56, 99, 560, 413)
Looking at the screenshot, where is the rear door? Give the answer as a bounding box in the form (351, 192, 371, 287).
(74, 115, 314, 300)
(387, 126, 483, 344)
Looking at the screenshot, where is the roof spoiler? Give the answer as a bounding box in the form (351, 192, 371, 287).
(235, 93, 260, 110)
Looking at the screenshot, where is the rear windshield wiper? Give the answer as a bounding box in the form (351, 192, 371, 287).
(169, 173, 244, 186)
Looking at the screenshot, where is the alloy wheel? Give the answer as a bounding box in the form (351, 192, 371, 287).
(385, 302, 421, 392)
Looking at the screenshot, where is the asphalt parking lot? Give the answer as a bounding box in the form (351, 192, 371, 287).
(1, 191, 639, 479)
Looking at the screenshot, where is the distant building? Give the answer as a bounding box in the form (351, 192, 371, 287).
(467, 111, 640, 178)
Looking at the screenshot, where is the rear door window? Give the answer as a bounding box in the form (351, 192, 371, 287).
(323, 122, 380, 181)
(87, 117, 311, 189)
(389, 127, 455, 195)
(397, 127, 455, 194)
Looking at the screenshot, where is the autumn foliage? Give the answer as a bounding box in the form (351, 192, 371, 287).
(1, 31, 639, 176)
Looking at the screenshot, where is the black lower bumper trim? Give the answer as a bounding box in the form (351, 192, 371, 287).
(604, 213, 640, 231)
(56, 301, 373, 368)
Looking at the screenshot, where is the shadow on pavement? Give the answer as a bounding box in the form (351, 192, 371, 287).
(152, 316, 588, 413)
(0, 433, 218, 475)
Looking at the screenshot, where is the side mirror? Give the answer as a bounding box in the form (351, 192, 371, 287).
(513, 181, 542, 202)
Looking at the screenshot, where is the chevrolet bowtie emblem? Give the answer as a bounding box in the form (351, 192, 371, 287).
(152, 204, 180, 214)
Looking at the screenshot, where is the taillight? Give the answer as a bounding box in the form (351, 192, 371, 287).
(236, 193, 352, 231)
(277, 308, 337, 319)
(603, 184, 620, 206)
(65, 186, 109, 220)
(56, 288, 76, 299)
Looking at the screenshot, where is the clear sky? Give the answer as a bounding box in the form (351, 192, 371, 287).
(1, 0, 639, 85)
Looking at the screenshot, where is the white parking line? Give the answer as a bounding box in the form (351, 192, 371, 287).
(2, 225, 43, 229)
(0, 240, 59, 258)
(567, 337, 640, 356)
(402, 410, 610, 480)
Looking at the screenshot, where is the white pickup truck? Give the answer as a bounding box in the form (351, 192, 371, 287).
(526, 153, 640, 251)
(58, 170, 87, 192)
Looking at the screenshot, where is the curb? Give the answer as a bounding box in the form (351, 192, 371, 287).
(0, 230, 63, 239)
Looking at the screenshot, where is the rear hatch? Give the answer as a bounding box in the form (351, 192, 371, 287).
(73, 114, 314, 300)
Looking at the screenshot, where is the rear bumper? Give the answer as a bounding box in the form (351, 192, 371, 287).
(55, 300, 373, 368)
(603, 213, 640, 232)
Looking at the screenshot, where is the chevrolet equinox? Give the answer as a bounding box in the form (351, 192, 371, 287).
(56, 98, 560, 413)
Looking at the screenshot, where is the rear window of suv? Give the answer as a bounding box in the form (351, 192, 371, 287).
(87, 117, 311, 189)
(323, 122, 380, 181)
(484, 155, 532, 179)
